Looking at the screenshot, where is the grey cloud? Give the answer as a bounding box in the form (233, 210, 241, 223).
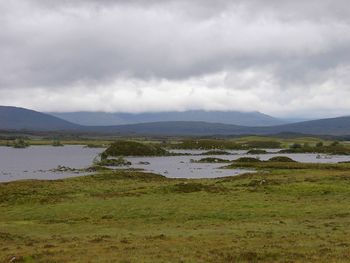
(2, 1, 349, 85)
(29, 0, 350, 21)
(0, 0, 350, 117)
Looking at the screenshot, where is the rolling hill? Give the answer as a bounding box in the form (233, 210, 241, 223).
(0, 106, 81, 131)
(255, 116, 350, 136)
(49, 110, 286, 127)
(88, 121, 247, 136)
(88, 116, 350, 136)
(2, 106, 350, 136)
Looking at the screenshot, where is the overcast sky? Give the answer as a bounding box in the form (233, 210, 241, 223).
(1, 0, 350, 118)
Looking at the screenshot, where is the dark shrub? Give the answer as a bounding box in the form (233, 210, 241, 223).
(234, 157, 261, 163)
(316, 142, 324, 147)
(268, 156, 297, 162)
(97, 157, 131, 166)
(195, 157, 231, 163)
(13, 138, 29, 148)
(102, 140, 169, 158)
(290, 143, 302, 149)
(200, 150, 231, 155)
(247, 149, 267, 154)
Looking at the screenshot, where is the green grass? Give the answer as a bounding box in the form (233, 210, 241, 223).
(0, 135, 345, 153)
(172, 139, 282, 150)
(169, 136, 346, 151)
(231, 136, 334, 148)
(1, 166, 350, 262)
(0, 139, 113, 147)
(280, 144, 350, 155)
(227, 160, 350, 170)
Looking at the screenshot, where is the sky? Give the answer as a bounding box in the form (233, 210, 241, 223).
(1, 0, 350, 118)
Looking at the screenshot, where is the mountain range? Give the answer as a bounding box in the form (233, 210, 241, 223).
(1, 105, 350, 136)
(49, 110, 286, 126)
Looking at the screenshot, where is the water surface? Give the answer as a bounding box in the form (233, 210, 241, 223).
(2, 146, 350, 182)
(0, 145, 103, 182)
(125, 155, 251, 179)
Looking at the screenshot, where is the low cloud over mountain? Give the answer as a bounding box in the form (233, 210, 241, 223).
(1, 1, 350, 118)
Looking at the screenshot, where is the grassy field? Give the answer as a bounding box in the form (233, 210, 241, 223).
(0, 139, 112, 147)
(1, 164, 350, 262)
(0, 135, 341, 149)
(231, 136, 333, 148)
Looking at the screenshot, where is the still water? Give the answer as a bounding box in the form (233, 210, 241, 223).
(125, 155, 251, 179)
(0, 145, 103, 182)
(1, 146, 350, 182)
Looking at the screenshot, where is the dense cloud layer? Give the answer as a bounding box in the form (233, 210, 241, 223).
(1, 0, 350, 117)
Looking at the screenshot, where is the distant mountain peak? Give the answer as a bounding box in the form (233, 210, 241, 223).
(0, 106, 80, 131)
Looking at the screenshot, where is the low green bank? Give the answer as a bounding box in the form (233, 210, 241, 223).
(1, 165, 350, 262)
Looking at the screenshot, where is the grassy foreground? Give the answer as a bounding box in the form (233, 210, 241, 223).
(1, 167, 350, 262)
